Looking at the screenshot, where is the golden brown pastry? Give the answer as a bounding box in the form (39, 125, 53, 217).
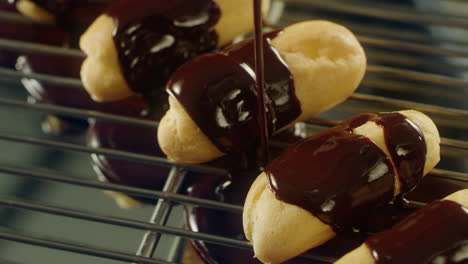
(15, 0, 56, 23)
(334, 189, 467, 264)
(158, 20, 366, 164)
(243, 110, 440, 264)
(80, 0, 270, 102)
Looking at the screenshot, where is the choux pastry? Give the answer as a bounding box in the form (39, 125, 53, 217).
(243, 110, 440, 264)
(158, 20, 366, 163)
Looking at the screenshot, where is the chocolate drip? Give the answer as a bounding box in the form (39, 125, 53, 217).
(88, 119, 169, 192)
(366, 200, 468, 264)
(186, 169, 466, 264)
(252, 0, 269, 165)
(377, 113, 427, 193)
(107, 0, 220, 97)
(265, 112, 427, 231)
(168, 31, 299, 161)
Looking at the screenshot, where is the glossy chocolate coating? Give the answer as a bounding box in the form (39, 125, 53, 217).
(168, 31, 299, 157)
(377, 113, 427, 193)
(88, 119, 169, 191)
(265, 113, 426, 232)
(186, 169, 467, 264)
(367, 200, 468, 264)
(106, 0, 220, 97)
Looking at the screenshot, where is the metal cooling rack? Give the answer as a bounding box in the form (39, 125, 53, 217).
(0, 0, 467, 263)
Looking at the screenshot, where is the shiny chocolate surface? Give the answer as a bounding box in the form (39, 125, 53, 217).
(265, 113, 426, 231)
(186, 166, 466, 264)
(168, 31, 299, 159)
(88, 119, 168, 191)
(107, 0, 220, 97)
(367, 199, 468, 264)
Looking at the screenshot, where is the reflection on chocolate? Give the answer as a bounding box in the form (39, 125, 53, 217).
(186, 167, 466, 264)
(107, 0, 221, 97)
(168, 31, 299, 160)
(265, 113, 426, 232)
(377, 113, 427, 193)
(367, 200, 468, 264)
(88, 119, 168, 191)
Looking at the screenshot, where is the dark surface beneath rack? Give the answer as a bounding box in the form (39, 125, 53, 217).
(0, 0, 467, 263)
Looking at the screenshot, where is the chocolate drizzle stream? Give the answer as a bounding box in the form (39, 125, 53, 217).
(253, 0, 269, 165)
(107, 0, 220, 97)
(265, 112, 427, 231)
(366, 199, 468, 264)
(168, 29, 299, 165)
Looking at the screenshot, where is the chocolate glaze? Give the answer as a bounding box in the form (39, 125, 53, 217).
(168, 30, 299, 161)
(377, 113, 427, 193)
(252, 0, 269, 165)
(265, 112, 426, 232)
(106, 0, 220, 97)
(367, 199, 468, 264)
(186, 169, 466, 264)
(88, 119, 169, 192)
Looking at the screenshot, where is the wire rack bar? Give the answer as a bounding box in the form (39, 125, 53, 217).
(0, 95, 467, 152)
(358, 36, 468, 59)
(0, 197, 250, 250)
(366, 65, 468, 89)
(2, 71, 467, 125)
(0, 164, 242, 213)
(0, 67, 83, 89)
(0, 38, 85, 59)
(286, 0, 468, 29)
(0, 96, 157, 127)
(0, 93, 466, 155)
(0, 132, 227, 175)
(0, 197, 337, 263)
(430, 169, 468, 183)
(279, 13, 468, 46)
(3, 35, 468, 74)
(361, 79, 468, 102)
(0, 10, 37, 24)
(135, 168, 186, 261)
(0, 231, 171, 264)
(350, 93, 468, 119)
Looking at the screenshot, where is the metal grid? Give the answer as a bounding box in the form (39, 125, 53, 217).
(0, 0, 467, 263)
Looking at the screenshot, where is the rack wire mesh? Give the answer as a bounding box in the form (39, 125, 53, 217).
(0, 0, 467, 263)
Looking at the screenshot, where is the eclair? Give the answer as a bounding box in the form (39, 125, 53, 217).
(15, 0, 57, 24)
(158, 20, 366, 164)
(335, 189, 467, 264)
(243, 110, 440, 264)
(80, 0, 270, 102)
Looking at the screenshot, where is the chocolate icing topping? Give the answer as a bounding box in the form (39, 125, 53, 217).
(107, 0, 221, 97)
(167, 30, 299, 159)
(376, 113, 427, 193)
(265, 112, 427, 231)
(366, 199, 468, 264)
(186, 171, 467, 264)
